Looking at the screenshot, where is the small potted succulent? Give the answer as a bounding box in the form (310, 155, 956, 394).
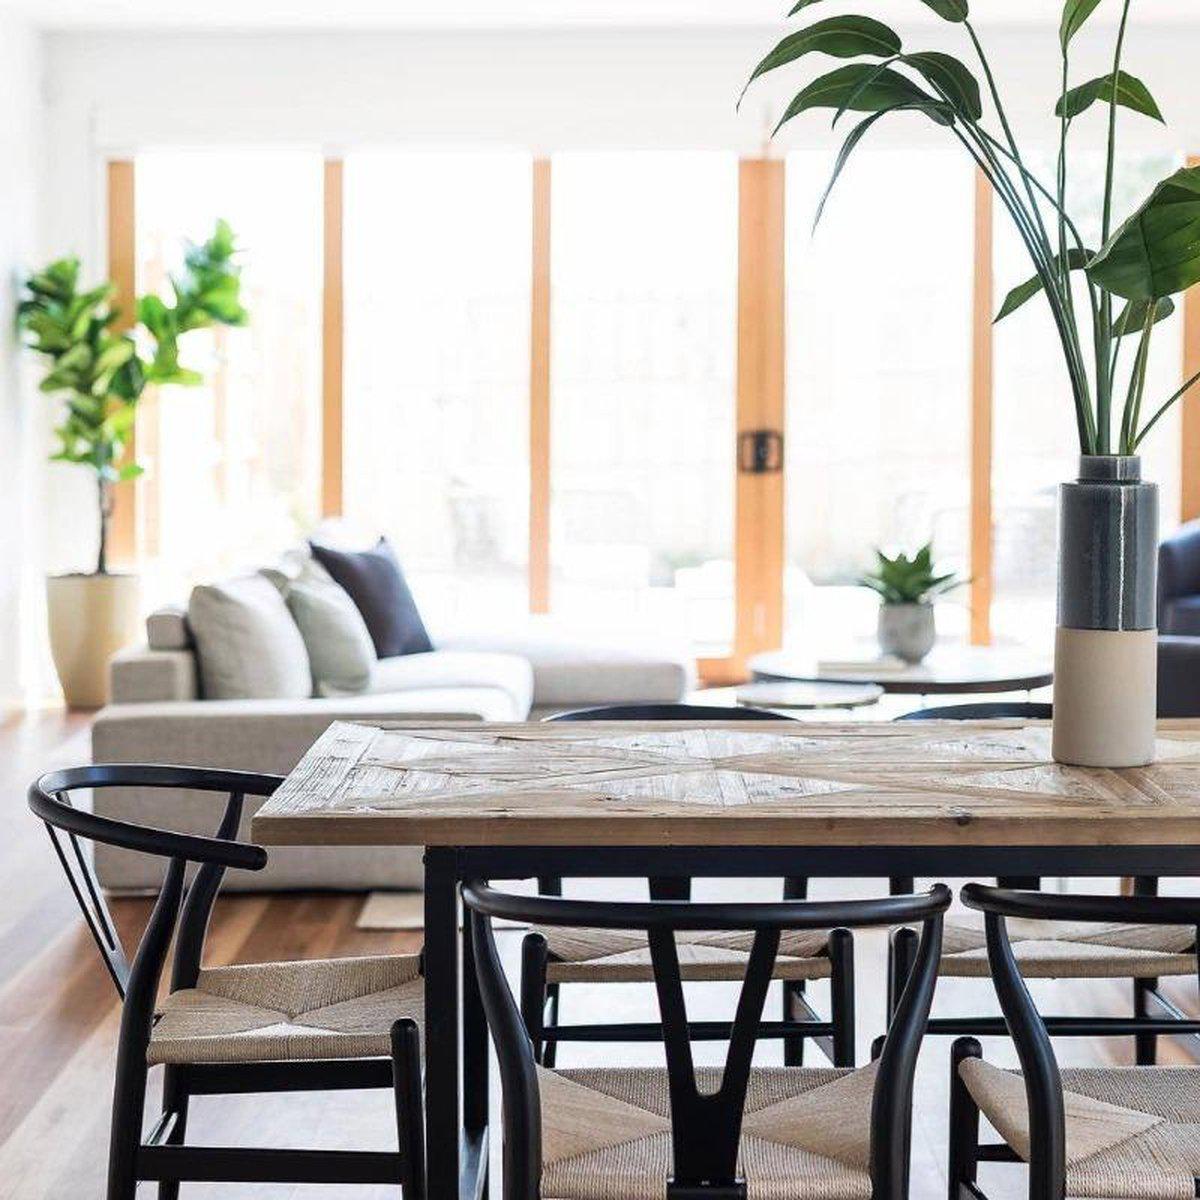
(861, 543, 962, 664)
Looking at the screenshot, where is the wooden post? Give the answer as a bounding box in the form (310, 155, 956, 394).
(107, 160, 137, 566)
(529, 158, 552, 614)
(322, 158, 345, 518)
(1184, 156, 1200, 524)
(733, 159, 786, 674)
(969, 168, 994, 645)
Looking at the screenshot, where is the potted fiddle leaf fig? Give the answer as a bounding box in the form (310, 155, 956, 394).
(18, 220, 247, 707)
(744, 0, 1200, 766)
(861, 543, 962, 663)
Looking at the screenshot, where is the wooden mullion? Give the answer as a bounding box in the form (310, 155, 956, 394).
(322, 158, 345, 519)
(969, 167, 994, 645)
(733, 158, 786, 676)
(107, 160, 137, 566)
(529, 158, 552, 614)
(1184, 155, 1200, 524)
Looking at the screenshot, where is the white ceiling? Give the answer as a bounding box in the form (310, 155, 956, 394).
(2, 0, 1197, 30)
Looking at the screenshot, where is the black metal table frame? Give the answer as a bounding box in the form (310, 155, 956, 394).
(421, 841, 1200, 1200)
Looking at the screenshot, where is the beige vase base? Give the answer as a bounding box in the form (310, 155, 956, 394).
(1052, 626, 1157, 767)
(46, 574, 141, 708)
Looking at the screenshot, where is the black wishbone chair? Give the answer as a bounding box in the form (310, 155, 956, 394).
(889, 704, 1194, 1063)
(30, 765, 425, 1200)
(535, 703, 912, 1069)
(949, 883, 1200, 1200)
(465, 878, 951, 1200)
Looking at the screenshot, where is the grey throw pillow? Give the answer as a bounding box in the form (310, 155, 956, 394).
(188, 575, 312, 700)
(282, 568, 378, 697)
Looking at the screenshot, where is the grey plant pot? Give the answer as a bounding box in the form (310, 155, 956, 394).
(1052, 454, 1158, 767)
(877, 603, 936, 664)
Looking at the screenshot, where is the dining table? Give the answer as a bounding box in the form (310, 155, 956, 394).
(251, 716, 1200, 1200)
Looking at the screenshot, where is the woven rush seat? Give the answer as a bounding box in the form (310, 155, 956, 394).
(960, 1058, 1200, 1200)
(539, 1062, 876, 1200)
(149, 954, 424, 1065)
(933, 913, 1196, 979)
(536, 926, 834, 984)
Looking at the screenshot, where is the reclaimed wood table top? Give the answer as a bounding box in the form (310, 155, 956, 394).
(250, 719, 1200, 849)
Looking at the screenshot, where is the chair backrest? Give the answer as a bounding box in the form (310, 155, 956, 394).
(464, 880, 950, 1200)
(961, 883, 1200, 1200)
(1159, 520, 1200, 614)
(545, 703, 790, 722)
(29, 765, 276, 999)
(896, 702, 1052, 722)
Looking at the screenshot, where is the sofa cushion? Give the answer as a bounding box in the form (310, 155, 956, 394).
(435, 621, 695, 707)
(369, 650, 534, 718)
(311, 538, 432, 659)
(277, 563, 378, 697)
(146, 605, 193, 650)
(188, 576, 312, 701)
(1162, 595, 1200, 638)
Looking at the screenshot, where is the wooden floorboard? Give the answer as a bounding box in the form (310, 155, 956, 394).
(0, 711, 1193, 1199)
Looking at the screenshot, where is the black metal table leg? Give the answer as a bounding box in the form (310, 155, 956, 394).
(462, 880, 489, 1200)
(424, 848, 460, 1200)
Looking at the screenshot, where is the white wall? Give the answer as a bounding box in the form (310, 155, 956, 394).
(0, 16, 44, 707)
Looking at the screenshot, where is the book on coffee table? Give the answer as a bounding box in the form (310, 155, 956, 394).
(815, 655, 910, 675)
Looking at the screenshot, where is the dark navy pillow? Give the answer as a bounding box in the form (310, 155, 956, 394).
(309, 538, 433, 659)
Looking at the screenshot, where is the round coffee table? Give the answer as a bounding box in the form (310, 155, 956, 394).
(748, 644, 1053, 696)
(737, 680, 884, 712)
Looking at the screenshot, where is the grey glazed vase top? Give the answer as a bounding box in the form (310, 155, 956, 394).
(1057, 455, 1157, 632)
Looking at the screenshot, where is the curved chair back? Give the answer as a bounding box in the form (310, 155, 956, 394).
(896, 702, 1052, 722)
(545, 703, 791, 722)
(29, 765, 276, 1000)
(464, 880, 951, 1200)
(961, 883, 1200, 1200)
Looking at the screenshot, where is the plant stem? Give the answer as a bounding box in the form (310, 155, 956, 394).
(97, 476, 111, 576)
(1097, 0, 1134, 455)
(1120, 308, 1155, 454)
(1135, 367, 1200, 448)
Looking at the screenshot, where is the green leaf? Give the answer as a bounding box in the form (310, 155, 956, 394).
(1056, 70, 1164, 122)
(787, 0, 826, 12)
(996, 248, 1094, 321)
(776, 63, 951, 133)
(1060, 0, 1103, 49)
(814, 110, 890, 228)
(740, 16, 903, 105)
(919, 0, 968, 20)
(117, 462, 144, 482)
(901, 51, 982, 120)
(1115, 296, 1176, 334)
(1088, 166, 1200, 301)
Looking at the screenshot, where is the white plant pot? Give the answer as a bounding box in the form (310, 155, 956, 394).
(877, 603, 935, 664)
(46, 573, 140, 708)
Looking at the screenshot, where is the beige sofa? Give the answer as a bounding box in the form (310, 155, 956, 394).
(92, 611, 694, 891)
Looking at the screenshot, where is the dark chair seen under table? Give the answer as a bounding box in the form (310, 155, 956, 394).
(466, 878, 951, 1200)
(949, 883, 1200, 1200)
(889, 703, 1196, 1064)
(896, 702, 1053, 722)
(30, 764, 425, 1200)
(532, 703, 900, 1069)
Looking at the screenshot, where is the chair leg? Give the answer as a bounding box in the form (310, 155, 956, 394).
(887, 926, 919, 1027)
(783, 980, 805, 1066)
(948, 1039, 983, 1200)
(393, 1019, 426, 1200)
(107, 1027, 150, 1200)
(157, 1065, 190, 1200)
(828, 928, 856, 1067)
(520, 933, 550, 1064)
(1134, 977, 1159, 1065)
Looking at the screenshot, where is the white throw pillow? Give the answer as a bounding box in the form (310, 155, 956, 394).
(280, 564, 378, 697)
(188, 575, 312, 700)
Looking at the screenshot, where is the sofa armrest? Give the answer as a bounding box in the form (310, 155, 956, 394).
(110, 643, 199, 703)
(1159, 521, 1200, 619)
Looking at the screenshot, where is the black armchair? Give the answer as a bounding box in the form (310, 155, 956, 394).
(1158, 520, 1200, 634)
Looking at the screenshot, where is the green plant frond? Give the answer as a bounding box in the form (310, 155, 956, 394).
(1056, 70, 1163, 122)
(1060, 0, 1104, 50)
(776, 63, 952, 135)
(861, 542, 963, 604)
(995, 248, 1095, 322)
